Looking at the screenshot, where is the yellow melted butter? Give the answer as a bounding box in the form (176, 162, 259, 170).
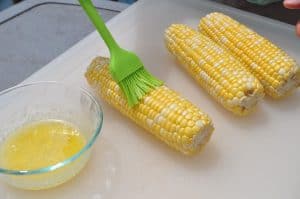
(0, 120, 86, 170)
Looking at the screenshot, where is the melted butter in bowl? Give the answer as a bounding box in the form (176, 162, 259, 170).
(0, 82, 103, 190)
(0, 120, 86, 171)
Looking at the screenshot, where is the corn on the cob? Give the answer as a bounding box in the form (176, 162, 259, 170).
(165, 24, 264, 116)
(85, 57, 214, 155)
(199, 12, 300, 98)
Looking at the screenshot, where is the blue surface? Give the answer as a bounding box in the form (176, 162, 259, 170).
(117, 0, 136, 4)
(0, 0, 13, 11)
(246, 0, 281, 5)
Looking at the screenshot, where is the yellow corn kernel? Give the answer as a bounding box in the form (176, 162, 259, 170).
(165, 24, 264, 115)
(199, 12, 300, 98)
(85, 57, 214, 155)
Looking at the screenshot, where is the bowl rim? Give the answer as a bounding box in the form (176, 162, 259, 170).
(0, 81, 103, 175)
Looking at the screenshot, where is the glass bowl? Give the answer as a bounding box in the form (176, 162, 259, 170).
(0, 82, 103, 190)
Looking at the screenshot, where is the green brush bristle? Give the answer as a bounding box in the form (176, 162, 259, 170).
(79, 0, 162, 108)
(119, 68, 163, 107)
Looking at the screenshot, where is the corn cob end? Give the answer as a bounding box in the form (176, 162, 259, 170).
(165, 24, 264, 116)
(85, 56, 214, 155)
(199, 12, 300, 98)
(274, 64, 300, 98)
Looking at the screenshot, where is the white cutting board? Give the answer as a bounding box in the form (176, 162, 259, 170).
(1, 0, 300, 198)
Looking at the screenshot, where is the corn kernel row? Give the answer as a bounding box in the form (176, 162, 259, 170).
(199, 12, 300, 98)
(85, 57, 214, 155)
(165, 24, 264, 115)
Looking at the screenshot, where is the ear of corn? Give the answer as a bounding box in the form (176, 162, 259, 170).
(199, 12, 300, 98)
(165, 24, 264, 116)
(85, 57, 214, 155)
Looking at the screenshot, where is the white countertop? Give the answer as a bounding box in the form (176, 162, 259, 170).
(1, 0, 300, 198)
